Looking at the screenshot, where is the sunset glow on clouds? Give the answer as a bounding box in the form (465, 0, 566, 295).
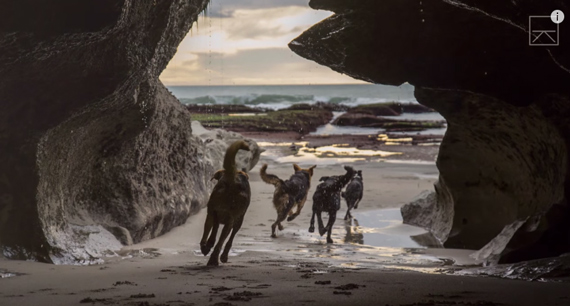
(159, 1, 367, 86)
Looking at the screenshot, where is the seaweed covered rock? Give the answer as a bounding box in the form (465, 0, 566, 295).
(292, 0, 570, 264)
(191, 107, 333, 135)
(0, 0, 210, 263)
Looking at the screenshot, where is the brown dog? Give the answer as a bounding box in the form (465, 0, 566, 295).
(200, 140, 251, 266)
(260, 163, 316, 238)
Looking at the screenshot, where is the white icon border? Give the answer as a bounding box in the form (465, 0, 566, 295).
(529, 15, 560, 47)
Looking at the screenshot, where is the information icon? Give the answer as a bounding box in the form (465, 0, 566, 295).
(551, 10, 564, 24)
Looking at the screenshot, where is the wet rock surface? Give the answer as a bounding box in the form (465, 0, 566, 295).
(0, 0, 210, 263)
(190, 103, 333, 136)
(292, 0, 570, 266)
(333, 112, 445, 131)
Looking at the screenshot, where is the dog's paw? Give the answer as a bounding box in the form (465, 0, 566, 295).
(278, 224, 284, 231)
(286, 215, 296, 222)
(319, 228, 327, 236)
(326, 238, 334, 244)
(207, 257, 219, 266)
(200, 244, 211, 256)
(220, 253, 229, 263)
(271, 233, 277, 238)
(308, 227, 315, 233)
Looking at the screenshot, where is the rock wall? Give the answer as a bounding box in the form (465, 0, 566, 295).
(0, 0, 211, 263)
(291, 0, 570, 263)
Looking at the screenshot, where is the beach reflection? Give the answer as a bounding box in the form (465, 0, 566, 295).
(344, 218, 364, 245)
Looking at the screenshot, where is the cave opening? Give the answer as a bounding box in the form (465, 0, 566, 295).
(156, 0, 457, 269)
(1, 0, 570, 304)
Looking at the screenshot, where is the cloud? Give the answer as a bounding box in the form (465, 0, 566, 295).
(180, 7, 332, 54)
(160, 48, 366, 85)
(206, 0, 310, 18)
(159, 4, 353, 85)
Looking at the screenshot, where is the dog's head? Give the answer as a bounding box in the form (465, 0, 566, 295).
(293, 164, 317, 179)
(238, 140, 251, 152)
(354, 170, 363, 180)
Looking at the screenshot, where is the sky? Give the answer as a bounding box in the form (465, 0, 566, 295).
(159, 0, 367, 86)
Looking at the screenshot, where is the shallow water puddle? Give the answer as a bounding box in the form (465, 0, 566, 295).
(274, 145, 401, 164)
(273, 208, 482, 272)
(0, 269, 20, 279)
(345, 209, 427, 248)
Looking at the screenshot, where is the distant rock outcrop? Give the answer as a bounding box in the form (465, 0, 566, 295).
(0, 0, 210, 263)
(292, 0, 570, 264)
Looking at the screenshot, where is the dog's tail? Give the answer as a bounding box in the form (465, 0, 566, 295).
(223, 140, 250, 175)
(260, 164, 284, 186)
(341, 191, 346, 199)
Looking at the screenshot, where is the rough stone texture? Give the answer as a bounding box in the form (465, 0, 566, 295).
(292, 0, 570, 263)
(401, 190, 451, 244)
(0, 0, 210, 263)
(418, 89, 567, 250)
(191, 121, 263, 172)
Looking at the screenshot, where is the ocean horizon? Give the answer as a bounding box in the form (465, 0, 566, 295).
(167, 84, 417, 110)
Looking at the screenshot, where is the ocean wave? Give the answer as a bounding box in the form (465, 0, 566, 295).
(179, 94, 416, 110)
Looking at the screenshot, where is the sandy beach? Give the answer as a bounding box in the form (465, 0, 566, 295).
(1, 144, 569, 306)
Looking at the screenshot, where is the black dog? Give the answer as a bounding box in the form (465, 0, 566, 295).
(200, 140, 251, 266)
(341, 170, 363, 220)
(309, 166, 355, 243)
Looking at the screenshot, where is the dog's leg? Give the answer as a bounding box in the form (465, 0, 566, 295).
(221, 217, 244, 263)
(205, 214, 220, 253)
(326, 210, 337, 244)
(287, 195, 307, 222)
(271, 210, 288, 238)
(345, 201, 354, 220)
(354, 198, 361, 210)
(317, 211, 327, 236)
(207, 222, 233, 266)
(308, 210, 316, 233)
(200, 213, 214, 255)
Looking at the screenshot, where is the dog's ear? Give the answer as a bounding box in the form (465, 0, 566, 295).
(238, 171, 249, 180)
(211, 170, 225, 181)
(308, 165, 317, 176)
(319, 176, 330, 182)
(293, 164, 302, 172)
(358, 170, 362, 177)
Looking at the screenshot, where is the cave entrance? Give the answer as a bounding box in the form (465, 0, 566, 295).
(153, 0, 451, 267)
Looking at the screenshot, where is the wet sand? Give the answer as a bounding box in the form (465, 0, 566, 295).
(1, 152, 569, 305)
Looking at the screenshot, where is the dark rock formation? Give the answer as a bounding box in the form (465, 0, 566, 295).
(291, 0, 570, 264)
(0, 0, 210, 263)
(186, 104, 265, 114)
(333, 113, 445, 131)
(348, 103, 401, 116)
(192, 106, 333, 136)
(347, 102, 434, 116)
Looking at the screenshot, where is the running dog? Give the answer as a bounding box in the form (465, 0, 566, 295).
(260, 163, 316, 238)
(341, 170, 363, 220)
(309, 166, 355, 243)
(200, 140, 251, 266)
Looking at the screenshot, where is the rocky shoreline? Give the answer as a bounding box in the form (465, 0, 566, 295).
(188, 103, 333, 134)
(187, 101, 447, 137)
